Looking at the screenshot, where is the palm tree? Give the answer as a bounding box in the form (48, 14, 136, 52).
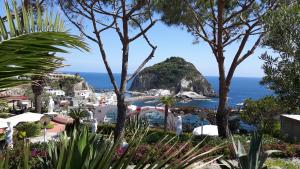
(31, 75, 45, 113)
(69, 108, 89, 128)
(160, 96, 176, 132)
(0, 0, 88, 89)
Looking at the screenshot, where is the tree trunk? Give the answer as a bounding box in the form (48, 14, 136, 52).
(164, 105, 168, 132)
(216, 71, 229, 138)
(114, 9, 130, 141)
(34, 92, 42, 113)
(215, 0, 229, 138)
(114, 94, 127, 142)
(31, 78, 44, 113)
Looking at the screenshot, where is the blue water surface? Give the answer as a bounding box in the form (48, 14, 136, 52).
(65, 72, 272, 109)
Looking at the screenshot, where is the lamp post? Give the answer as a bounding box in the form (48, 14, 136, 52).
(40, 116, 50, 142)
(40, 116, 50, 163)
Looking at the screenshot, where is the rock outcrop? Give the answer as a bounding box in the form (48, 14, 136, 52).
(129, 57, 216, 97)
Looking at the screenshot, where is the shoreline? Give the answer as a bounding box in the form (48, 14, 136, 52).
(125, 95, 160, 102)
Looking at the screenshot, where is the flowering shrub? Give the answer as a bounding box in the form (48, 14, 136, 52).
(15, 122, 41, 138)
(264, 143, 300, 157)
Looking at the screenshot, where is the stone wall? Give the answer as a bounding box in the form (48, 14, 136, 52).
(280, 115, 300, 143)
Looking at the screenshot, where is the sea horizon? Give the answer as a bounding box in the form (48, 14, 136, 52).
(59, 71, 264, 79)
(61, 71, 273, 109)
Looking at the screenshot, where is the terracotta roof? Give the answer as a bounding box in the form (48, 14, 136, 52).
(1, 96, 28, 101)
(53, 115, 74, 124)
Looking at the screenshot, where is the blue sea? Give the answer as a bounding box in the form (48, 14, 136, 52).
(67, 72, 273, 109)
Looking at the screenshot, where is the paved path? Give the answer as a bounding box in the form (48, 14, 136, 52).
(29, 121, 66, 143)
(47, 121, 65, 133)
(29, 132, 60, 143)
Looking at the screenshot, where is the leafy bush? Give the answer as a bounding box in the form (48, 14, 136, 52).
(2, 140, 47, 169)
(218, 133, 281, 169)
(97, 124, 192, 144)
(265, 159, 300, 169)
(15, 122, 41, 138)
(0, 100, 9, 113)
(0, 126, 222, 169)
(241, 96, 287, 135)
(264, 143, 300, 158)
(0, 113, 11, 118)
(0, 133, 5, 141)
(40, 123, 54, 129)
(97, 123, 115, 134)
(96, 123, 300, 159)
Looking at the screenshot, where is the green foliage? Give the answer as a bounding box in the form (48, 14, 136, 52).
(0, 126, 222, 169)
(0, 0, 89, 89)
(15, 122, 41, 138)
(130, 57, 211, 91)
(18, 131, 27, 139)
(97, 123, 116, 135)
(0, 100, 9, 113)
(160, 95, 176, 131)
(96, 123, 300, 159)
(57, 76, 83, 95)
(261, 3, 300, 112)
(68, 108, 89, 122)
(265, 159, 300, 169)
(0, 113, 11, 119)
(40, 123, 54, 129)
(241, 96, 286, 135)
(67, 108, 89, 133)
(218, 133, 281, 169)
(160, 95, 176, 107)
(0, 133, 5, 141)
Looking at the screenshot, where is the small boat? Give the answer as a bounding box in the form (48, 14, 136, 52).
(236, 102, 244, 106)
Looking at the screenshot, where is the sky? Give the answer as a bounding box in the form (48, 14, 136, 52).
(1, 1, 273, 78)
(60, 21, 269, 77)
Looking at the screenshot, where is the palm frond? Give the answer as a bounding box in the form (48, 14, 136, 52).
(0, 0, 89, 89)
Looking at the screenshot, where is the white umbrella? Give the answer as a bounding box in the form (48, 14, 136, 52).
(0, 118, 8, 128)
(192, 125, 219, 136)
(6, 112, 44, 126)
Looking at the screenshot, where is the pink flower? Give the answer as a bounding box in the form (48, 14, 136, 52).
(31, 149, 38, 157)
(116, 147, 126, 156)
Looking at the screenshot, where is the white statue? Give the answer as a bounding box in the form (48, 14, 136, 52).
(88, 109, 94, 120)
(5, 122, 13, 148)
(48, 96, 54, 113)
(91, 119, 98, 133)
(175, 115, 183, 136)
(121, 139, 128, 149)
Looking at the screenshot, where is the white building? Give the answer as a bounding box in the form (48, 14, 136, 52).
(95, 92, 117, 105)
(48, 73, 78, 80)
(146, 89, 171, 96)
(74, 90, 93, 99)
(45, 88, 65, 96)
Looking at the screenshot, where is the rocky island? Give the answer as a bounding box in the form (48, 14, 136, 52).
(129, 57, 216, 99)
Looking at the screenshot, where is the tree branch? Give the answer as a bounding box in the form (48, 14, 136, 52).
(60, 3, 98, 43)
(90, 7, 120, 94)
(226, 33, 263, 85)
(128, 46, 157, 82)
(126, 0, 145, 18)
(127, 16, 157, 81)
(237, 34, 263, 65)
(224, 0, 255, 23)
(129, 19, 157, 42)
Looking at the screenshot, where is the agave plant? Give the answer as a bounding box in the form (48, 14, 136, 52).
(0, 0, 88, 89)
(68, 108, 89, 124)
(0, 124, 223, 169)
(218, 133, 281, 169)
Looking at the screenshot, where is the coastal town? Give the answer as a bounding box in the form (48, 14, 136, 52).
(1, 0, 300, 168)
(0, 71, 222, 144)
